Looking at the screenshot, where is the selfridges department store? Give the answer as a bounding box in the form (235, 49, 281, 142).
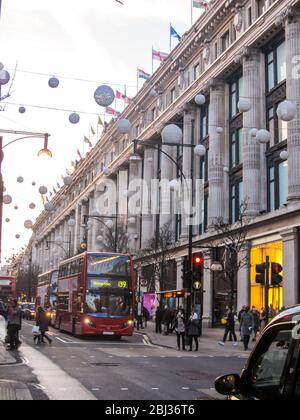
(29, 0, 300, 326)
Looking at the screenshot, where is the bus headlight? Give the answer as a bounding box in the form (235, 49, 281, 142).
(123, 320, 134, 329)
(84, 318, 96, 328)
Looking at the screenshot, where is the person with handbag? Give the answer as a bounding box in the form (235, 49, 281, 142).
(219, 307, 238, 346)
(174, 309, 186, 351)
(36, 307, 52, 345)
(186, 312, 200, 352)
(240, 306, 254, 351)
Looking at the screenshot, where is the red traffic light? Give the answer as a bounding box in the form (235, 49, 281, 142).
(193, 255, 203, 266)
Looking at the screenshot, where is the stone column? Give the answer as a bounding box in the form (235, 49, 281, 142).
(181, 105, 196, 239)
(281, 228, 299, 307)
(285, 10, 300, 202)
(127, 160, 142, 253)
(208, 80, 225, 225)
(242, 48, 262, 216)
(176, 257, 183, 290)
(141, 148, 155, 247)
(160, 140, 174, 228)
(73, 204, 81, 255)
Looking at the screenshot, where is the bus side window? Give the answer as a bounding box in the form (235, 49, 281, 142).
(78, 259, 84, 274)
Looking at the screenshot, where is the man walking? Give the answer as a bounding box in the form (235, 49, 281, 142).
(251, 306, 261, 342)
(155, 306, 163, 334)
(6, 299, 22, 351)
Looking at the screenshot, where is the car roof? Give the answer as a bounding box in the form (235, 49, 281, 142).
(269, 305, 300, 326)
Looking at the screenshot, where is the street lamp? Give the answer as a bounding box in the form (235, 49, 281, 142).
(133, 122, 203, 320)
(0, 129, 52, 263)
(83, 214, 119, 253)
(46, 236, 72, 259)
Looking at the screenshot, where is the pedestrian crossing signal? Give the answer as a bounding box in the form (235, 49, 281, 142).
(255, 263, 266, 285)
(271, 263, 283, 286)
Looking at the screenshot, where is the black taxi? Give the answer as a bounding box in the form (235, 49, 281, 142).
(215, 305, 300, 400)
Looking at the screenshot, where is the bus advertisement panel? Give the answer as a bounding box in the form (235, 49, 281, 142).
(56, 253, 134, 337)
(0, 276, 17, 302)
(36, 270, 58, 323)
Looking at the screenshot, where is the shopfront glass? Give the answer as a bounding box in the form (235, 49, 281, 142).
(250, 241, 283, 315)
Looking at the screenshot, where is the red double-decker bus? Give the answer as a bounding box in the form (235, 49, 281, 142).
(56, 252, 135, 338)
(36, 269, 59, 324)
(0, 276, 17, 302)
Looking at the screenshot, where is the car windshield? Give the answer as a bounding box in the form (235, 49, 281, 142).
(87, 255, 130, 277)
(86, 290, 131, 318)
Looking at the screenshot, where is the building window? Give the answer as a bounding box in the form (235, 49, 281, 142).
(230, 180, 243, 224)
(200, 104, 209, 140)
(200, 148, 209, 183)
(170, 88, 176, 104)
(214, 42, 218, 60)
(193, 64, 200, 81)
(268, 162, 288, 211)
(199, 194, 208, 235)
(230, 128, 243, 168)
(266, 41, 286, 92)
(257, 0, 265, 17)
(151, 108, 156, 122)
(248, 7, 253, 26)
(267, 101, 288, 147)
(221, 31, 230, 53)
(230, 75, 243, 119)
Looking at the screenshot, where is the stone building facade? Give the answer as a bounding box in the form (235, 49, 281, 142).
(28, 0, 300, 325)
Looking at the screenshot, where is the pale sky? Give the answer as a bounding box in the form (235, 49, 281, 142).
(0, 0, 204, 265)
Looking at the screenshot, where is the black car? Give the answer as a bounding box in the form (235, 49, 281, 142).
(215, 305, 300, 400)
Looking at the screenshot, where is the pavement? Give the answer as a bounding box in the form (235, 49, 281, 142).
(140, 321, 252, 358)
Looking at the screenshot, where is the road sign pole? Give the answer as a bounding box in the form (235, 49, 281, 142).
(265, 256, 270, 324)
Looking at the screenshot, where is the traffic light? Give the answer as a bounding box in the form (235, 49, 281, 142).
(271, 263, 283, 286)
(182, 257, 190, 289)
(256, 263, 266, 285)
(193, 254, 203, 282)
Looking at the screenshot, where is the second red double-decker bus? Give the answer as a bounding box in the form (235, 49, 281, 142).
(36, 269, 59, 324)
(0, 276, 17, 302)
(56, 252, 134, 338)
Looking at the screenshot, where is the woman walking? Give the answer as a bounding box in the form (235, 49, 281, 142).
(219, 307, 238, 346)
(175, 309, 186, 351)
(240, 306, 254, 351)
(36, 307, 52, 345)
(187, 312, 200, 352)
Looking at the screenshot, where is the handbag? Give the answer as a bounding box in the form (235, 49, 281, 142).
(32, 326, 40, 335)
(221, 318, 228, 326)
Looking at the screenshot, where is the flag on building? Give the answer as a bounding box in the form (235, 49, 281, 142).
(115, 0, 124, 4)
(70, 160, 76, 168)
(116, 89, 132, 104)
(152, 49, 169, 62)
(90, 125, 96, 136)
(98, 116, 104, 127)
(77, 149, 83, 160)
(66, 168, 72, 175)
(84, 136, 93, 148)
(170, 25, 182, 42)
(57, 182, 61, 189)
(193, 0, 208, 9)
(137, 68, 151, 81)
(53, 187, 57, 195)
(105, 107, 119, 117)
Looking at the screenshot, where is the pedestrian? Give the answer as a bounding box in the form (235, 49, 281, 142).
(219, 307, 238, 346)
(162, 306, 171, 336)
(174, 309, 186, 351)
(240, 306, 254, 351)
(36, 307, 52, 345)
(251, 306, 261, 342)
(260, 307, 267, 332)
(142, 306, 150, 328)
(6, 299, 22, 351)
(238, 306, 246, 342)
(187, 312, 200, 352)
(155, 306, 163, 334)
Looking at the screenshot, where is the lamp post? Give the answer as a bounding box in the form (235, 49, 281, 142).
(46, 235, 72, 259)
(133, 123, 204, 320)
(0, 130, 52, 263)
(83, 214, 119, 253)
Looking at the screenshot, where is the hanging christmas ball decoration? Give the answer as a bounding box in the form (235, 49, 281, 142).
(96, 235, 104, 243)
(44, 202, 55, 212)
(168, 179, 180, 192)
(256, 129, 271, 144)
(17, 176, 24, 183)
(277, 100, 297, 122)
(63, 176, 73, 186)
(238, 98, 252, 113)
(32, 181, 36, 186)
(128, 217, 136, 225)
(161, 124, 183, 145)
(39, 186, 48, 195)
(280, 150, 289, 161)
(29, 203, 36, 210)
(67, 218, 76, 227)
(105, 219, 114, 229)
(3, 195, 12, 205)
(69, 112, 80, 124)
(224, 167, 230, 173)
(194, 144, 206, 157)
(0, 69, 10, 85)
(116, 118, 132, 134)
(15, 234, 20, 239)
(149, 88, 158, 97)
(14, 205, 19, 210)
(94, 85, 115, 107)
(103, 167, 110, 176)
(216, 127, 224, 134)
(19, 106, 26, 114)
(195, 94, 206, 106)
(48, 76, 60, 88)
(250, 128, 258, 137)
(5, 218, 10, 223)
(24, 220, 33, 229)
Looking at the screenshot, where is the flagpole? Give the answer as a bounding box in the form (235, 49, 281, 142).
(136, 68, 139, 94)
(170, 23, 172, 53)
(152, 46, 154, 75)
(191, 0, 193, 26)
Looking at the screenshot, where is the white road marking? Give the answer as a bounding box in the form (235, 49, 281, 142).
(182, 387, 190, 390)
(92, 388, 100, 391)
(121, 388, 129, 391)
(152, 388, 159, 390)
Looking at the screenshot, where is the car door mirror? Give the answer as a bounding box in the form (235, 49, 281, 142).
(215, 374, 241, 396)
